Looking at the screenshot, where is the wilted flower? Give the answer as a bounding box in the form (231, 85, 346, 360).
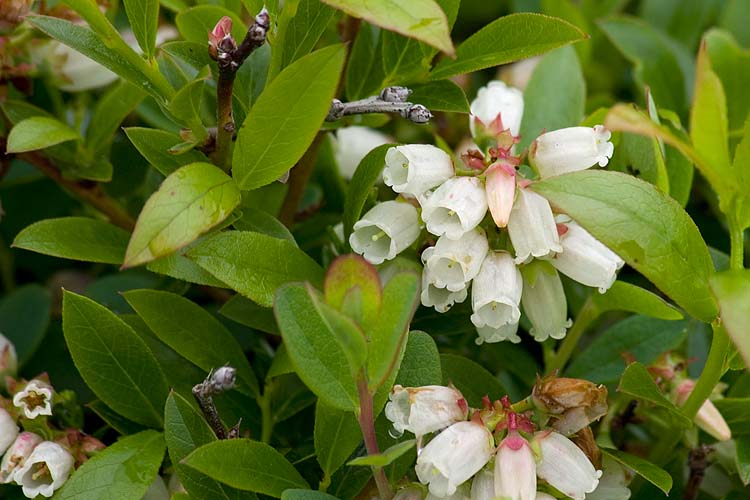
(13, 379, 54, 419)
(507, 187, 561, 264)
(1, 333, 17, 381)
(469, 468, 494, 500)
(0, 408, 19, 456)
(475, 322, 521, 345)
(534, 431, 601, 500)
(0, 0, 32, 31)
(385, 385, 468, 438)
(421, 177, 488, 239)
(350, 201, 420, 265)
(521, 262, 571, 342)
(529, 126, 614, 178)
(13, 441, 74, 498)
(0, 432, 43, 484)
(421, 229, 489, 292)
(485, 161, 516, 228)
(533, 376, 608, 436)
(415, 420, 494, 497)
(421, 266, 468, 313)
(551, 218, 624, 293)
(384, 145, 454, 197)
(332, 126, 391, 179)
(470, 251, 522, 329)
(674, 379, 731, 442)
(494, 431, 536, 500)
(469, 81, 525, 138)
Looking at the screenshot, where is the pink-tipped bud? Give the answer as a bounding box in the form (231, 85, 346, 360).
(485, 161, 516, 228)
(208, 16, 236, 60)
(211, 16, 232, 40)
(675, 380, 731, 441)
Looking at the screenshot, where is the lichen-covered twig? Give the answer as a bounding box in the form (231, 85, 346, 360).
(192, 366, 237, 439)
(326, 86, 432, 124)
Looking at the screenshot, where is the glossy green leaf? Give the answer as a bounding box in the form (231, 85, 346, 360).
(160, 41, 214, 72)
(440, 354, 506, 407)
(176, 6, 245, 43)
(318, 301, 368, 376)
(705, 29, 750, 136)
(314, 401, 362, 476)
(714, 398, 750, 435)
(599, 16, 686, 113)
(533, 170, 718, 322)
(233, 207, 296, 244)
(430, 13, 586, 80)
(233, 44, 345, 190)
(88, 400, 146, 435)
(324, 254, 382, 326)
(182, 439, 309, 497)
(123, 0, 160, 58)
(731, 121, 750, 228)
(345, 23, 387, 100)
(275, 283, 359, 411)
(518, 45, 585, 150)
(57, 431, 164, 500)
(123, 163, 241, 268)
(28, 15, 173, 103)
(617, 362, 691, 427)
(124, 290, 260, 396)
(591, 281, 683, 320)
(187, 231, 324, 307)
(281, 491, 339, 500)
(86, 82, 146, 152)
(320, 0, 454, 56)
(0, 285, 51, 365)
(396, 331, 442, 387)
(567, 316, 688, 383)
(219, 295, 279, 335)
(601, 448, 672, 495)
(6, 116, 80, 153)
(710, 270, 750, 368)
(168, 76, 208, 135)
(13, 217, 130, 265)
(147, 252, 228, 287)
(348, 440, 415, 466)
(617, 132, 670, 193)
(343, 144, 393, 239)
(125, 128, 209, 176)
(62, 291, 169, 428)
(408, 80, 470, 113)
(367, 273, 420, 390)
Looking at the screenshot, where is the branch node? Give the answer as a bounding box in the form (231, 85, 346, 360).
(325, 87, 432, 124)
(192, 366, 237, 439)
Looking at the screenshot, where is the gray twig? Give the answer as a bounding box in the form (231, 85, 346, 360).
(192, 366, 237, 440)
(326, 86, 432, 124)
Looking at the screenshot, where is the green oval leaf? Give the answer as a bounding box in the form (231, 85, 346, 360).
(532, 170, 718, 322)
(57, 431, 165, 500)
(440, 353, 507, 407)
(430, 13, 586, 80)
(182, 439, 309, 497)
(408, 80, 470, 113)
(617, 362, 691, 427)
(0, 285, 51, 366)
(13, 217, 130, 265)
(187, 231, 324, 307)
(591, 281, 684, 320)
(123, 162, 241, 268)
(320, 0, 454, 56)
(601, 448, 673, 495)
(7, 116, 80, 153)
(281, 490, 339, 500)
(123, 0, 159, 58)
(710, 270, 750, 369)
(125, 128, 210, 176)
(314, 401, 361, 477)
(62, 291, 169, 428)
(347, 440, 416, 467)
(233, 44, 346, 190)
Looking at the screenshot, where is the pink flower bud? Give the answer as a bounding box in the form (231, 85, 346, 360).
(485, 161, 516, 228)
(675, 380, 731, 441)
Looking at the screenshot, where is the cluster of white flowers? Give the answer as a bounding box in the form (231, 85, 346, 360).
(385, 384, 610, 500)
(348, 80, 623, 344)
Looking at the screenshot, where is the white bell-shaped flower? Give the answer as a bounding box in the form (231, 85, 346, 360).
(421, 177, 488, 239)
(485, 161, 516, 228)
(534, 431, 601, 500)
(470, 469, 495, 500)
(551, 219, 624, 293)
(0, 408, 19, 456)
(521, 262, 572, 342)
(1, 432, 43, 484)
(13, 441, 74, 498)
(384, 145, 454, 197)
(421, 229, 489, 292)
(415, 420, 494, 497)
(494, 431, 537, 500)
(349, 201, 420, 265)
(12, 379, 54, 420)
(421, 266, 468, 313)
(385, 385, 468, 438)
(530, 125, 614, 178)
(469, 81, 524, 137)
(332, 126, 391, 180)
(475, 322, 521, 345)
(471, 251, 522, 329)
(507, 187, 561, 264)
(1, 333, 17, 381)
(534, 493, 556, 500)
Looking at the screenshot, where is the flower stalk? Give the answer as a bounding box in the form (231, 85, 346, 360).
(356, 375, 392, 500)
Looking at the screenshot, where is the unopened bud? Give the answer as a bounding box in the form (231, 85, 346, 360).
(209, 366, 236, 392)
(533, 375, 608, 436)
(380, 86, 412, 103)
(675, 380, 731, 441)
(404, 104, 432, 124)
(208, 16, 237, 61)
